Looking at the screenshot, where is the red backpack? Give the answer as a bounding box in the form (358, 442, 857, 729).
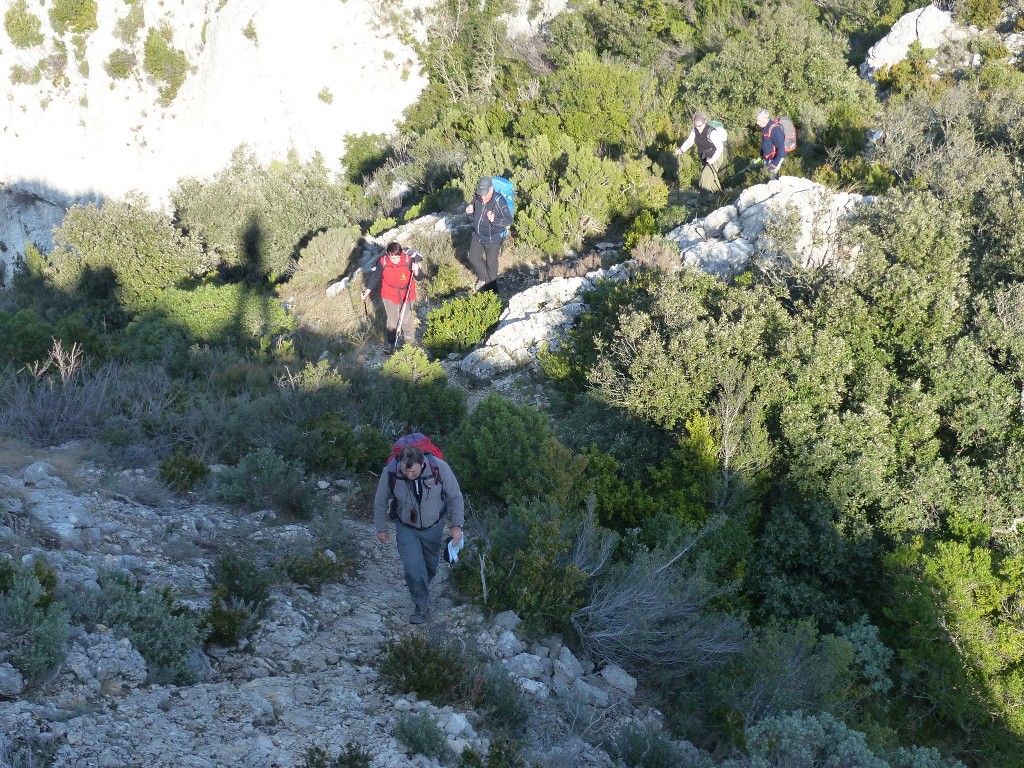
(386, 434, 444, 518)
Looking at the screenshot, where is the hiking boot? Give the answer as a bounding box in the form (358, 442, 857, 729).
(409, 609, 427, 625)
(471, 279, 486, 293)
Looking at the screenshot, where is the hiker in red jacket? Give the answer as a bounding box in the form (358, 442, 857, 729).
(362, 241, 422, 349)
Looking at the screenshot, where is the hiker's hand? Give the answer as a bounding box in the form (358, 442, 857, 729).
(376, 531, 388, 544)
(450, 526, 462, 545)
(361, 289, 371, 301)
(464, 204, 473, 214)
(411, 263, 421, 277)
(486, 210, 495, 223)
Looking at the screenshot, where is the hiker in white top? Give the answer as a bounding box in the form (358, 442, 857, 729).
(676, 112, 728, 199)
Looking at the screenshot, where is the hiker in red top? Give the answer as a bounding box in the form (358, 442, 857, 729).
(362, 241, 423, 349)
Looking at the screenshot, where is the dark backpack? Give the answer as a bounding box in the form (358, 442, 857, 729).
(386, 433, 444, 520)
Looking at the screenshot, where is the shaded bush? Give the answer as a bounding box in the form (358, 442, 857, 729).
(380, 630, 466, 704)
(303, 743, 373, 768)
(423, 292, 502, 355)
(215, 447, 314, 516)
(446, 393, 585, 505)
(453, 502, 591, 633)
(205, 550, 275, 646)
(84, 571, 206, 684)
(173, 148, 355, 282)
(394, 712, 453, 763)
(159, 450, 210, 492)
(355, 346, 467, 436)
(279, 548, 349, 594)
(0, 560, 69, 681)
(609, 723, 688, 768)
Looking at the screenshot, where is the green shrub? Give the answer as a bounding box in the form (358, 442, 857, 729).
(114, 0, 144, 43)
(464, 660, 529, 735)
(423, 292, 501, 355)
(87, 571, 206, 684)
(369, 217, 397, 236)
(303, 743, 373, 768)
(5, 0, 45, 48)
(457, 739, 531, 768)
(204, 550, 275, 646)
(116, 312, 190, 368)
(961, 0, 1001, 27)
(0, 560, 69, 681)
(446, 393, 585, 504)
(159, 450, 210, 492)
(624, 210, 658, 252)
(355, 347, 467, 435)
(10, 63, 42, 85)
(341, 132, 390, 184)
(296, 412, 387, 474)
(216, 447, 314, 516)
(0, 309, 59, 365)
(49, 0, 98, 35)
(143, 24, 188, 104)
(173, 148, 355, 282)
(279, 549, 349, 593)
(379, 630, 465, 704)
(394, 712, 453, 762)
(44, 196, 206, 321)
(426, 261, 467, 300)
(104, 47, 137, 79)
(453, 502, 589, 633)
(609, 723, 687, 768)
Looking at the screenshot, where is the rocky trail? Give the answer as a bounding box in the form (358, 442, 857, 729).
(0, 457, 632, 768)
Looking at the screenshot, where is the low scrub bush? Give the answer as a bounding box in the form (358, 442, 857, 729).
(84, 571, 206, 684)
(446, 393, 587, 505)
(457, 739, 531, 768)
(296, 412, 388, 474)
(0, 560, 69, 681)
(159, 450, 210, 492)
(302, 743, 373, 768)
(453, 502, 589, 633)
(205, 551, 274, 646)
(210, 551, 275, 609)
(609, 723, 687, 768)
(5, 0, 44, 48)
(394, 712, 453, 763)
(143, 25, 188, 104)
(49, 0, 98, 35)
(380, 630, 465, 704)
(423, 292, 501, 355)
(279, 548, 349, 593)
(215, 447, 314, 516)
(464, 660, 529, 735)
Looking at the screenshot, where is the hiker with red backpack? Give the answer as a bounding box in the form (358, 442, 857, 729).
(755, 109, 795, 176)
(465, 176, 514, 294)
(374, 435, 464, 624)
(361, 241, 422, 350)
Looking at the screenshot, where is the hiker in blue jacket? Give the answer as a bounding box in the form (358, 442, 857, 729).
(756, 109, 787, 176)
(465, 177, 513, 294)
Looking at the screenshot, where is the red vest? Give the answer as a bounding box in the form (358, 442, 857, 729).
(379, 252, 416, 304)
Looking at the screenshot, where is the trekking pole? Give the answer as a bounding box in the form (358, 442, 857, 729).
(393, 278, 414, 352)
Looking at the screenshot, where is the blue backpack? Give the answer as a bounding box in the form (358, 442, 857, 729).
(490, 176, 514, 237)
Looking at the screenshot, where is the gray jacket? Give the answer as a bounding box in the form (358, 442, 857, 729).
(374, 456, 465, 533)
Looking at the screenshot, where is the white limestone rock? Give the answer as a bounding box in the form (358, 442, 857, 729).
(860, 5, 965, 80)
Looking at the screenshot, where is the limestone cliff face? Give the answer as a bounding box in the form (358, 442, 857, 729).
(0, 0, 431, 276)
